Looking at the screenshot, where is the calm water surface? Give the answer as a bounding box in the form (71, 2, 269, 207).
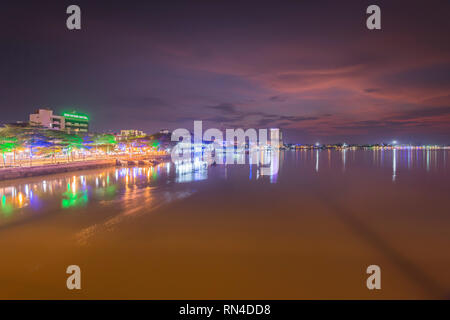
(0, 150, 449, 299)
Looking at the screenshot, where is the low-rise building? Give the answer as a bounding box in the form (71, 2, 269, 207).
(29, 109, 89, 134)
(119, 129, 145, 137)
(29, 109, 65, 130)
(62, 111, 89, 134)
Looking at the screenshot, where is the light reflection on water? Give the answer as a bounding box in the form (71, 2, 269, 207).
(0, 164, 167, 224)
(0, 149, 450, 298)
(0, 149, 449, 224)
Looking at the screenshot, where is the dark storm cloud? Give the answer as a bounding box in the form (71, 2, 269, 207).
(344, 106, 450, 128)
(382, 64, 450, 89)
(202, 101, 325, 128)
(329, 106, 450, 144)
(389, 106, 450, 121)
(205, 103, 238, 114)
(365, 88, 381, 93)
(255, 116, 318, 127)
(112, 96, 169, 110)
(279, 115, 319, 122)
(269, 96, 287, 102)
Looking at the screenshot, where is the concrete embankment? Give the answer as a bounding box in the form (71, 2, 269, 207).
(0, 155, 172, 181)
(0, 160, 117, 181)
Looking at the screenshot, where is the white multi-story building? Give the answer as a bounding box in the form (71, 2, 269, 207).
(29, 109, 65, 130)
(119, 129, 145, 137)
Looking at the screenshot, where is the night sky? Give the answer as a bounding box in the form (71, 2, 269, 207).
(1, 0, 449, 144)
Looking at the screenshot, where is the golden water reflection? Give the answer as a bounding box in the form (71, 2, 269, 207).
(0, 150, 449, 299)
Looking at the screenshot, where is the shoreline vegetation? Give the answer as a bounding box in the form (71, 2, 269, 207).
(0, 125, 173, 171)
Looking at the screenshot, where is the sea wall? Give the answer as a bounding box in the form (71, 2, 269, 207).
(0, 155, 171, 181)
(0, 155, 170, 181)
(0, 160, 117, 181)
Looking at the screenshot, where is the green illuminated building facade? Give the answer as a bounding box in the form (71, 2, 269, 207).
(62, 111, 89, 134)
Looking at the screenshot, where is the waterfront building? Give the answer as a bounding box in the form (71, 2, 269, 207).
(29, 109, 89, 134)
(62, 111, 89, 134)
(119, 129, 145, 137)
(29, 108, 65, 130)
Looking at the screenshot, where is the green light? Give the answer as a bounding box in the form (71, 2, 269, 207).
(62, 191, 88, 209)
(95, 185, 117, 198)
(0, 141, 18, 153)
(106, 185, 116, 196)
(1, 195, 13, 217)
(61, 183, 89, 209)
(63, 112, 89, 121)
(93, 134, 116, 145)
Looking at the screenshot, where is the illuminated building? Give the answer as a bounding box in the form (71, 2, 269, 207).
(29, 109, 89, 134)
(62, 111, 89, 134)
(119, 129, 145, 137)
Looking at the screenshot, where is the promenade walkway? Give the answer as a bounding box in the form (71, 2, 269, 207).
(0, 154, 170, 181)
